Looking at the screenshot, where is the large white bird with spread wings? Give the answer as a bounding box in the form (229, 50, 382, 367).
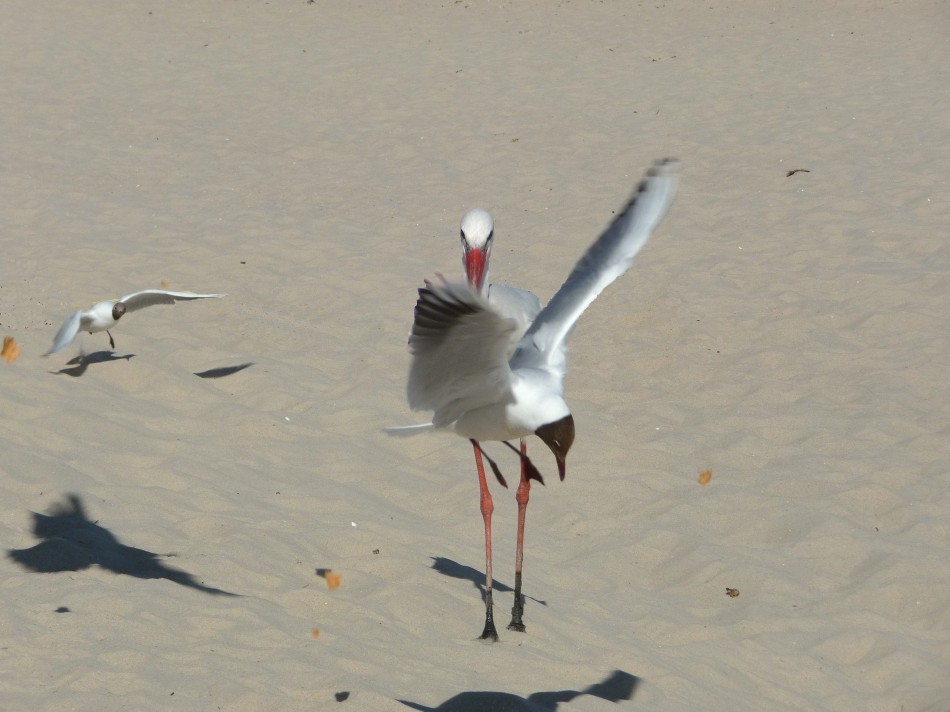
(45, 289, 225, 356)
(392, 158, 679, 640)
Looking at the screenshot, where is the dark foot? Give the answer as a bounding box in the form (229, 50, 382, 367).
(508, 599, 526, 632)
(480, 591, 499, 641)
(508, 572, 526, 631)
(107, 331, 116, 349)
(479, 620, 499, 642)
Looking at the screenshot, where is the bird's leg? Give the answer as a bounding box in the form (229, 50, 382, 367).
(471, 439, 499, 642)
(472, 441, 508, 489)
(106, 330, 116, 350)
(502, 440, 545, 486)
(508, 437, 529, 632)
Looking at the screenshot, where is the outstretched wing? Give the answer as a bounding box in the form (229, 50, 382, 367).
(408, 279, 517, 427)
(511, 158, 679, 374)
(45, 310, 83, 355)
(118, 290, 225, 312)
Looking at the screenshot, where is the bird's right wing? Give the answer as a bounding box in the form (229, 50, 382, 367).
(44, 311, 83, 356)
(511, 158, 679, 374)
(408, 279, 518, 427)
(119, 290, 225, 312)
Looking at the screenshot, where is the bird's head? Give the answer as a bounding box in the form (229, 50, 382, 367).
(460, 208, 494, 292)
(535, 414, 575, 481)
(112, 302, 127, 320)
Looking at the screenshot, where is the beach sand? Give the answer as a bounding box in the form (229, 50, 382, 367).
(1, 2, 948, 709)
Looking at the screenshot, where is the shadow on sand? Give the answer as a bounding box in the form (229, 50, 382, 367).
(399, 669, 639, 711)
(7, 494, 236, 596)
(52, 350, 134, 377)
(194, 362, 254, 379)
(430, 556, 546, 607)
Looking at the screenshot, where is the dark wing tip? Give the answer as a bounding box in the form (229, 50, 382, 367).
(408, 280, 483, 351)
(642, 156, 679, 181)
(616, 157, 679, 218)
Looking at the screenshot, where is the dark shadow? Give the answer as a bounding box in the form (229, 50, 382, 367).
(194, 362, 254, 379)
(8, 494, 237, 596)
(399, 669, 639, 711)
(430, 557, 546, 607)
(431, 556, 513, 595)
(52, 351, 134, 377)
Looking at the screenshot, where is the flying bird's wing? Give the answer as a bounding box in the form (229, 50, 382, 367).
(408, 279, 518, 427)
(511, 158, 678, 375)
(118, 290, 225, 312)
(45, 310, 83, 355)
(487, 283, 542, 358)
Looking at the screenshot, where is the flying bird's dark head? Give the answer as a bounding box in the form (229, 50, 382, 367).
(535, 414, 575, 481)
(112, 302, 127, 321)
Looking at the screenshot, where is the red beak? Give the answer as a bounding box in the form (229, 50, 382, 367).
(464, 247, 487, 290)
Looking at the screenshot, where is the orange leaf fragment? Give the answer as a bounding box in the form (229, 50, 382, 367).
(311, 628, 320, 638)
(160, 279, 170, 289)
(325, 571, 342, 590)
(698, 469, 713, 486)
(2, 336, 20, 363)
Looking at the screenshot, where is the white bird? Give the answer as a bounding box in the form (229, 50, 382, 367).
(392, 158, 679, 640)
(457, 207, 542, 638)
(45, 290, 225, 356)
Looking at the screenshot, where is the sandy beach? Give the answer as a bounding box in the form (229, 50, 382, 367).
(1, 2, 948, 710)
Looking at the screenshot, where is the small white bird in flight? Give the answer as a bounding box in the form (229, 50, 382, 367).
(45, 290, 225, 356)
(391, 158, 679, 640)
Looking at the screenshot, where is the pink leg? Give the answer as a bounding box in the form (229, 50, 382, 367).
(471, 439, 498, 641)
(508, 437, 529, 632)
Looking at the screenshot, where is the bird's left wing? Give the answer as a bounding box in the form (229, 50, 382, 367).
(408, 279, 518, 427)
(44, 310, 83, 355)
(119, 290, 225, 312)
(511, 158, 678, 374)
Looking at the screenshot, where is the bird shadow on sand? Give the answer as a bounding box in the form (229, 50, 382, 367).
(399, 669, 639, 711)
(51, 350, 134, 377)
(7, 494, 236, 597)
(194, 362, 254, 379)
(430, 557, 546, 607)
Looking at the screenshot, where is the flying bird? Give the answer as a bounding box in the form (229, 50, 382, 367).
(391, 158, 679, 640)
(45, 289, 224, 356)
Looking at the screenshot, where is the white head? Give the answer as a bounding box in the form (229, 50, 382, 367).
(460, 208, 494, 292)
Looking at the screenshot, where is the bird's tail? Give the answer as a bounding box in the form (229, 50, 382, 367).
(383, 423, 436, 437)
